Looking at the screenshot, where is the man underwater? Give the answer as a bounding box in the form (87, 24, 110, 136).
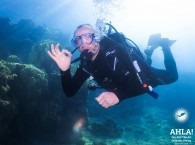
(48, 24, 178, 108)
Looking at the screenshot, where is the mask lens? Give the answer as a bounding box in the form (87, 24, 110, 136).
(71, 33, 94, 47)
(81, 33, 94, 44)
(71, 37, 82, 47)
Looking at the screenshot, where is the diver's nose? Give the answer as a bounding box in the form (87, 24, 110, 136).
(79, 45, 89, 53)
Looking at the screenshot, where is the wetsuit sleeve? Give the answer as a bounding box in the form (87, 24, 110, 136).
(60, 66, 90, 97)
(112, 87, 131, 102)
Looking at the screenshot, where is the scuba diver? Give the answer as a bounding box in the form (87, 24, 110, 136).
(47, 23, 178, 108)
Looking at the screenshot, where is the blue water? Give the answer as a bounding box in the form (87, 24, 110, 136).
(0, 0, 195, 145)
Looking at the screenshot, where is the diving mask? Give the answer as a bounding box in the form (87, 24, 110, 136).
(71, 33, 95, 48)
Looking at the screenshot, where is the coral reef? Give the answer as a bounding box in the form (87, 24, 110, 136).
(88, 118, 123, 139)
(0, 60, 48, 141)
(0, 16, 70, 63)
(0, 61, 15, 97)
(28, 40, 58, 74)
(0, 58, 89, 145)
(0, 61, 17, 138)
(0, 17, 89, 145)
(7, 55, 22, 63)
(6, 62, 48, 97)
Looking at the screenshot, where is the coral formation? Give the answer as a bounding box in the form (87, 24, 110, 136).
(0, 58, 89, 145)
(0, 17, 70, 63)
(88, 118, 123, 139)
(28, 40, 58, 74)
(0, 17, 89, 144)
(0, 61, 16, 97)
(7, 55, 22, 63)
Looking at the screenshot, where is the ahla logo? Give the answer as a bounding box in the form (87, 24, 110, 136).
(174, 108, 189, 123)
(170, 129, 194, 135)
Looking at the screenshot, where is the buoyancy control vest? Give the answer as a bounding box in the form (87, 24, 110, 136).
(104, 23, 159, 99)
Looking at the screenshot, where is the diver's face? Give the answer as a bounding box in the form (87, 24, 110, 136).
(74, 26, 100, 60)
(74, 27, 95, 52)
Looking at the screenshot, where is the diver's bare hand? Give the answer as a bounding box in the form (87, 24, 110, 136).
(47, 43, 72, 71)
(96, 92, 119, 108)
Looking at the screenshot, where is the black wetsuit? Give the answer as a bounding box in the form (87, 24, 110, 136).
(60, 37, 178, 102)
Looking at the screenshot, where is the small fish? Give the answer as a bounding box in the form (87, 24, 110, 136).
(177, 112, 185, 118)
